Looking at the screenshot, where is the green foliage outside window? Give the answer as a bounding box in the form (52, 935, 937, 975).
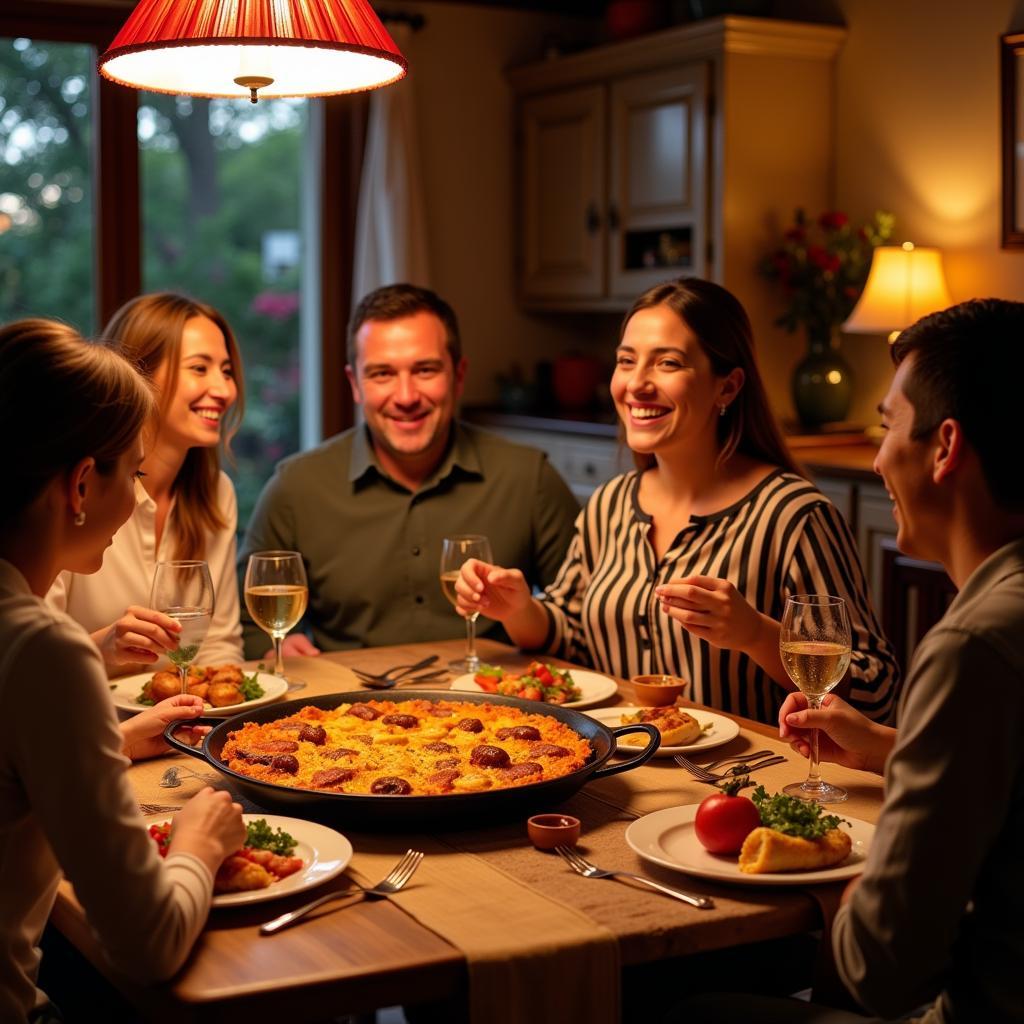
(0, 37, 307, 529)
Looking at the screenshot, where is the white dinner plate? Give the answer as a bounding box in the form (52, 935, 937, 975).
(110, 670, 288, 717)
(145, 813, 354, 907)
(625, 804, 873, 886)
(449, 668, 619, 710)
(583, 706, 741, 756)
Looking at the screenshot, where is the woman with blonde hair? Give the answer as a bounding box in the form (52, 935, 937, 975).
(457, 278, 898, 724)
(0, 318, 244, 1022)
(48, 292, 246, 674)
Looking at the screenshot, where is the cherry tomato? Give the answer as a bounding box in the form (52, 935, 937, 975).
(694, 790, 761, 855)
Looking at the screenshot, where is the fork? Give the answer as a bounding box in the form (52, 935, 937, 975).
(673, 753, 786, 783)
(259, 849, 424, 935)
(702, 750, 774, 771)
(554, 846, 713, 909)
(352, 667, 449, 690)
(349, 655, 440, 687)
(158, 766, 220, 788)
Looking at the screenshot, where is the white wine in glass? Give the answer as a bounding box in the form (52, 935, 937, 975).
(440, 535, 493, 673)
(245, 551, 309, 692)
(780, 594, 852, 804)
(150, 560, 214, 695)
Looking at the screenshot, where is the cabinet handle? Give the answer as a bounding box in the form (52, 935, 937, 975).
(585, 202, 601, 234)
(607, 202, 620, 232)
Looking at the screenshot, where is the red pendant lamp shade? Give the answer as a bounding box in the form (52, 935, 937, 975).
(99, 0, 407, 101)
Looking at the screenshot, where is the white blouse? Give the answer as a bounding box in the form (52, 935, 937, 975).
(47, 472, 244, 672)
(0, 560, 212, 1020)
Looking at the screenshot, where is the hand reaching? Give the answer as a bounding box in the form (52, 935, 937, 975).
(656, 575, 766, 651)
(95, 606, 182, 673)
(778, 691, 895, 775)
(454, 559, 532, 622)
(120, 694, 208, 762)
(168, 788, 246, 872)
(273, 633, 320, 658)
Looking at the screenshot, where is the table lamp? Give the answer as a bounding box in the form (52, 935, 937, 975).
(843, 242, 953, 343)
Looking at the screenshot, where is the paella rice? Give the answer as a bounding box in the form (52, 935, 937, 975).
(221, 698, 593, 796)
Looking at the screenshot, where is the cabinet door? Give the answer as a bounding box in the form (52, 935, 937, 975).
(857, 483, 898, 610)
(520, 85, 606, 300)
(608, 64, 707, 298)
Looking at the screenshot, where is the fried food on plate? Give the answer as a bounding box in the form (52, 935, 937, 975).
(738, 825, 852, 874)
(619, 706, 702, 746)
(208, 682, 245, 707)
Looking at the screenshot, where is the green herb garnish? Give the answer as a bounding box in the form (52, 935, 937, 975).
(476, 663, 503, 677)
(245, 818, 297, 855)
(135, 693, 155, 706)
(238, 669, 265, 701)
(751, 786, 849, 840)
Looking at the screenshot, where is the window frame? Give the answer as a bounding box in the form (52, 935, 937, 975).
(2, 0, 355, 437)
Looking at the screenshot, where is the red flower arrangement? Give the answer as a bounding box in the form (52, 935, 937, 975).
(761, 209, 894, 341)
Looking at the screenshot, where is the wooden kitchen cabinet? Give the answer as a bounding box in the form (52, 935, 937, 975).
(520, 65, 707, 302)
(509, 16, 845, 318)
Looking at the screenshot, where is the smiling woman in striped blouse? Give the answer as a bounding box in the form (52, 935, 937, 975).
(456, 278, 898, 725)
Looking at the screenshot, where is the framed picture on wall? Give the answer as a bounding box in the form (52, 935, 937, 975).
(1001, 32, 1024, 249)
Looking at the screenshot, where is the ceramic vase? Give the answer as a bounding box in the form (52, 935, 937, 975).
(791, 326, 853, 427)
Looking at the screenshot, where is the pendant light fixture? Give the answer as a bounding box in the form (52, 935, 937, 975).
(99, 0, 407, 103)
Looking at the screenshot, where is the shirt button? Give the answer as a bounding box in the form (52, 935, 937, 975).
(415, 595, 425, 604)
(411, 546, 421, 556)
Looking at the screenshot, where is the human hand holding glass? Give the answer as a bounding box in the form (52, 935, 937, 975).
(244, 551, 309, 692)
(149, 560, 214, 695)
(440, 535, 493, 673)
(779, 595, 852, 804)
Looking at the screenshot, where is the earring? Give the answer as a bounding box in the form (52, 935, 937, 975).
(719, 404, 727, 417)
(73, 511, 86, 526)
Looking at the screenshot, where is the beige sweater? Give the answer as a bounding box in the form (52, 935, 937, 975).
(0, 560, 212, 1021)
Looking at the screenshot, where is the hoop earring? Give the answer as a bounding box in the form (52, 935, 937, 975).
(73, 511, 86, 526)
(719, 404, 727, 417)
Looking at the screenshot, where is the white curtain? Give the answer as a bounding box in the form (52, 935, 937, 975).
(352, 21, 431, 302)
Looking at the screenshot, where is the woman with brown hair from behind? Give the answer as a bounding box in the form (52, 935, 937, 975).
(0, 318, 245, 1023)
(48, 292, 246, 675)
(455, 277, 898, 725)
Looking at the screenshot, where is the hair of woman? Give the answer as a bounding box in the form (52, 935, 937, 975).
(620, 277, 801, 476)
(0, 318, 153, 531)
(103, 293, 245, 561)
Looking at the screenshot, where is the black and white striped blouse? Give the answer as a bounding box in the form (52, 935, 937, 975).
(538, 469, 899, 725)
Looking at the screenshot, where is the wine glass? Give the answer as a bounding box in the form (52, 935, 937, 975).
(244, 551, 309, 692)
(440, 535, 493, 673)
(779, 594, 852, 805)
(150, 560, 214, 695)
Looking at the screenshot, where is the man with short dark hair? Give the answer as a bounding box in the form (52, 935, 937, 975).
(677, 297, 1024, 1022)
(238, 283, 579, 654)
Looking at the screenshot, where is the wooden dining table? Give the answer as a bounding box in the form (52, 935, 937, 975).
(50, 639, 885, 1023)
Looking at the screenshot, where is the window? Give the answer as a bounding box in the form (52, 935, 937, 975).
(0, 36, 96, 331)
(138, 94, 309, 523)
(2, 1, 358, 512)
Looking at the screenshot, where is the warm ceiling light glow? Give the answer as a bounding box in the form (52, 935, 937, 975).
(843, 242, 953, 343)
(99, 0, 407, 102)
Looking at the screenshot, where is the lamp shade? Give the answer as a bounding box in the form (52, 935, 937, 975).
(99, 0, 407, 101)
(843, 242, 952, 335)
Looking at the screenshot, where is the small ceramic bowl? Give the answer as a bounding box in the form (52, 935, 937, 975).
(527, 813, 582, 850)
(631, 674, 689, 707)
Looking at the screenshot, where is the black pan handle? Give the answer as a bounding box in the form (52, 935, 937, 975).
(162, 719, 219, 761)
(591, 723, 661, 778)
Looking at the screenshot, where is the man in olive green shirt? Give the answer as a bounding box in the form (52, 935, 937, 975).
(239, 284, 578, 656)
